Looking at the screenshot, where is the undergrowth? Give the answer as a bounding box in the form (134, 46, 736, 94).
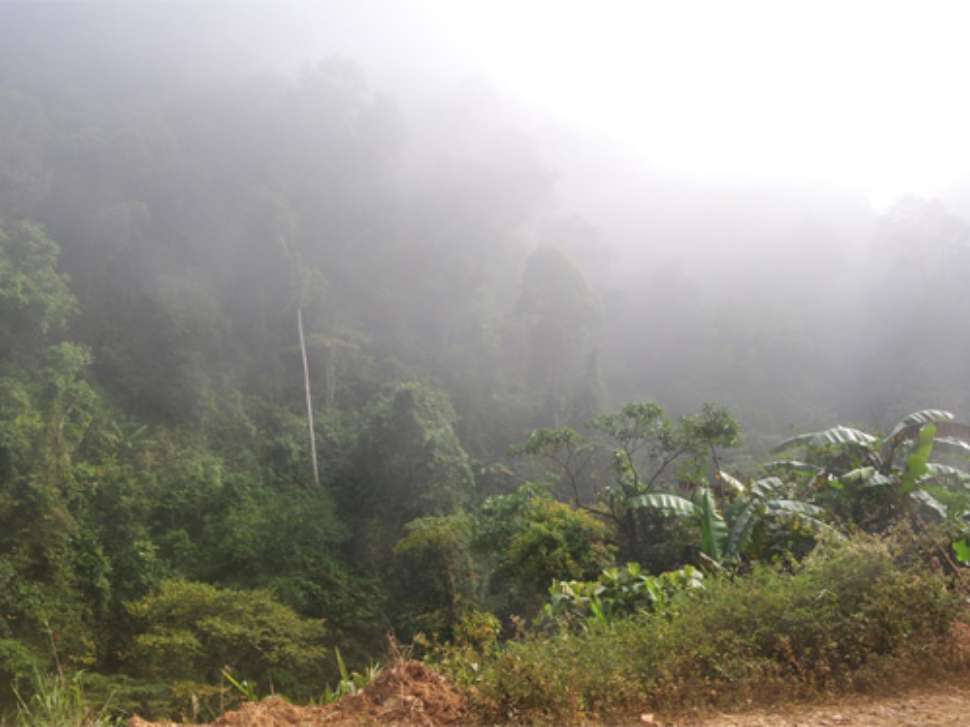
(6, 670, 122, 727)
(437, 536, 969, 724)
(6, 537, 967, 725)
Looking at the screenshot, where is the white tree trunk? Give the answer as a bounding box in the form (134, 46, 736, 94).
(298, 307, 320, 487)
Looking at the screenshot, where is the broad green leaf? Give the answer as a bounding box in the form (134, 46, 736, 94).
(751, 476, 783, 498)
(773, 425, 876, 452)
(627, 493, 696, 517)
(842, 467, 894, 488)
(887, 409, 954, 440)
(933, 436, 970, 456)
(884, 423, 970, 464)
(764, 499, 826, 518)
(695, 487, 727, 561)
(859, 472, 894, 488)
(921, 484, 970, 520)
(921, 463, 970, 484)
(725, 500, 761, 558)
(953, 538, 970, 565)
(763, 500, 843, 540)
(910, 490, 947, 520)
(901, 423, 936, 494)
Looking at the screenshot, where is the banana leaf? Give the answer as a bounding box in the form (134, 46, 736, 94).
(774, 426, 876, 452)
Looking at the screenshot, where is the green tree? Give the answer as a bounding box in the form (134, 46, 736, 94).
(515, 402, 741, 570)
(0, 220, 77, 362)
(391, 513, 478, 639)
(474, 484, 615, 616)
(340, 381, 475, 562)
(0, 221, 102, 680)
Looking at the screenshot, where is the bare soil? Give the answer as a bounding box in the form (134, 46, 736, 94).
(128, 660, 466, 726)
(132, 679, 970, 727)
(666, 682, 970, 727)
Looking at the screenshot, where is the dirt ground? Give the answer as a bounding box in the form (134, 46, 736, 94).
(665, 682, 970, 727)
(132, 679, 970, 727)
(128, 660, 467, 727)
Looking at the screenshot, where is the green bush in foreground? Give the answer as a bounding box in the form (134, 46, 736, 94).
(444, 537, 964, 724)
(123, 579, 330, 718)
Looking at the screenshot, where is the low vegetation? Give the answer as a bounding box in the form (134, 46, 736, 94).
(442, 537, 967, 724)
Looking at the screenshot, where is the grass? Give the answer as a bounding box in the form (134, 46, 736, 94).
(8, 669, 122, 727)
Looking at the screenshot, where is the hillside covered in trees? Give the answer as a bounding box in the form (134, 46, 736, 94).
(1, 4, 970, 725)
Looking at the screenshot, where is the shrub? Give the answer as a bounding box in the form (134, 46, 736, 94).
(124, 579, 329, 711)
(475, 484, 616, 616)
(451, 537, 964, 724)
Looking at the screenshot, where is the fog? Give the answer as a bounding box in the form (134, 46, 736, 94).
(3, 1, 970, 454)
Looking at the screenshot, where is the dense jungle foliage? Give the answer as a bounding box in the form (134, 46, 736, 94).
(2, 7, 970, 724)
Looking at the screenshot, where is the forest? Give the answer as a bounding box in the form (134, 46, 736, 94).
(1, 4, 970, 725)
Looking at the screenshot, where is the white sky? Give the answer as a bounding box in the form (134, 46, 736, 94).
(422, 0, 970, 207)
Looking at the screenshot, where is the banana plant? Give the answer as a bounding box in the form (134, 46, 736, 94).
(627, 488, 727, 563)
(627, 475, 836, 567)
(773, 409, 970, 531)
(724, 476, 840, 559)
(775, 409, 970, 473)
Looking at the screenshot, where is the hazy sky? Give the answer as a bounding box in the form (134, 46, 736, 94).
(13, 1, 965, 209)
(418, 0, 970, 207)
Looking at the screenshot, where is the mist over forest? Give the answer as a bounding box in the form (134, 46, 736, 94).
(2, 3, 970, 723)
(5, 3, 969, 441)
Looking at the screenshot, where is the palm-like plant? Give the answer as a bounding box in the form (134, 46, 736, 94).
(772, 409, 970, 532)
(628, 473, 838, 568)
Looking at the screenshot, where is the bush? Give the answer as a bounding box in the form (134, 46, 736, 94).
(449, 537, 964, 724)
(544, 562, 704, 628)
(475, 484, 616, 616)
(124, 579, 329, 714)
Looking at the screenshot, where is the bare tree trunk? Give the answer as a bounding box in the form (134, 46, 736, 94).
(298, 307, 320, 487)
